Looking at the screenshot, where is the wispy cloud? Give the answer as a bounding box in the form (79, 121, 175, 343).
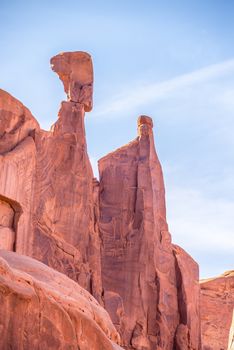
(94, 59, 234, 117)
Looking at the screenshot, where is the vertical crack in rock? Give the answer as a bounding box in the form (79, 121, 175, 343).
(173, 245, 201, 350)
(0, 52, 103, 304)
(99, 116, 175, 349)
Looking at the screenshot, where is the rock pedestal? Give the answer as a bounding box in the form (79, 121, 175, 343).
(0, 52, 103, 303)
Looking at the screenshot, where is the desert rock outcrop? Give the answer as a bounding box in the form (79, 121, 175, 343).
(200, 270, 234, 350)
(0, 52, 103, 303)
(99, 116, 200, 349)
(0, 249, 122, 350)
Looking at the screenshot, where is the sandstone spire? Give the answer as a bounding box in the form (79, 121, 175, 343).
(0, 52, 103, 303)
(99, 116, 201, 349)
(29, 51, 102, 302)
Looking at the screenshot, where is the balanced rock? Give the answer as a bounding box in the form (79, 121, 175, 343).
(0, 249, 122, 350)
(0, 52, 102, 303)
(0, 89, 39, 153)
(0, 90, 38, 255)
(50, 51, 93, 111)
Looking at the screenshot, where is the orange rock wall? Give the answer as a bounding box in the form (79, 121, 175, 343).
(99, 118, 200, 350)
(200, 271, 234, 350)
(0, 53, 103, 303)
(0, 249, 122, 350)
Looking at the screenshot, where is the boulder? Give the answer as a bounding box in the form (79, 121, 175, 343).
(0, 249, 122, 350)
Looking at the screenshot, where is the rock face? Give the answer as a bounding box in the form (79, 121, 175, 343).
(0, 52, 102, 303)
(173, 245, 201, 350)
(0, 89, 39, 255)
(99, 116, 201, 349)
(0, 249, 122, 350)
(200, 270, 234, 350)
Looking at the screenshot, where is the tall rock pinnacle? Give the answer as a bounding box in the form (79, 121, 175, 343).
(99, 116, 200, 349)
(0, 51, 103, 303)
(137, 115, 153, 136)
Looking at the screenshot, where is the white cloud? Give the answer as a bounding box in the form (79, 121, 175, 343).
(94, 58, 234, 118)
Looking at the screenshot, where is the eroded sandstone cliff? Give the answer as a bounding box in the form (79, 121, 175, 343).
(200, 270, 234, 350)
(99, 116, 201, 349)
(0, 249, 122, 350)
(0, 51, 233, 350)
(0, 52, 102, 303)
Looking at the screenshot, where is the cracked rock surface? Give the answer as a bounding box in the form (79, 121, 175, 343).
(200, 271, 234, 350)
(0, 249, 122, 350)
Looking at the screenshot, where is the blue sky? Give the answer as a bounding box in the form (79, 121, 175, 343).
(1, 0, 233, 278)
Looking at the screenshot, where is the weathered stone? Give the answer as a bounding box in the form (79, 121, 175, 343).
(0, 89, 39, 154)
(200, 270, 234, 350)
(50, 51, 93, 111)
(99, 116, 200, 349)
(0, 249, 122, 350)
(0, 53, 102, 303)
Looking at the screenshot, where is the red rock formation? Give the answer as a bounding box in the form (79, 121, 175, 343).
(0, 88, 39, 153)
(173, 245, 201, 349)
(0, 89, 38, 254)
(50, 51, 93, 111)
(1, 50, 233, 350)
(200, 270, 234, 350)
(0, 249, 122, 350)
(99, 116, 200, 349)
(0, 52, 103, 303)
